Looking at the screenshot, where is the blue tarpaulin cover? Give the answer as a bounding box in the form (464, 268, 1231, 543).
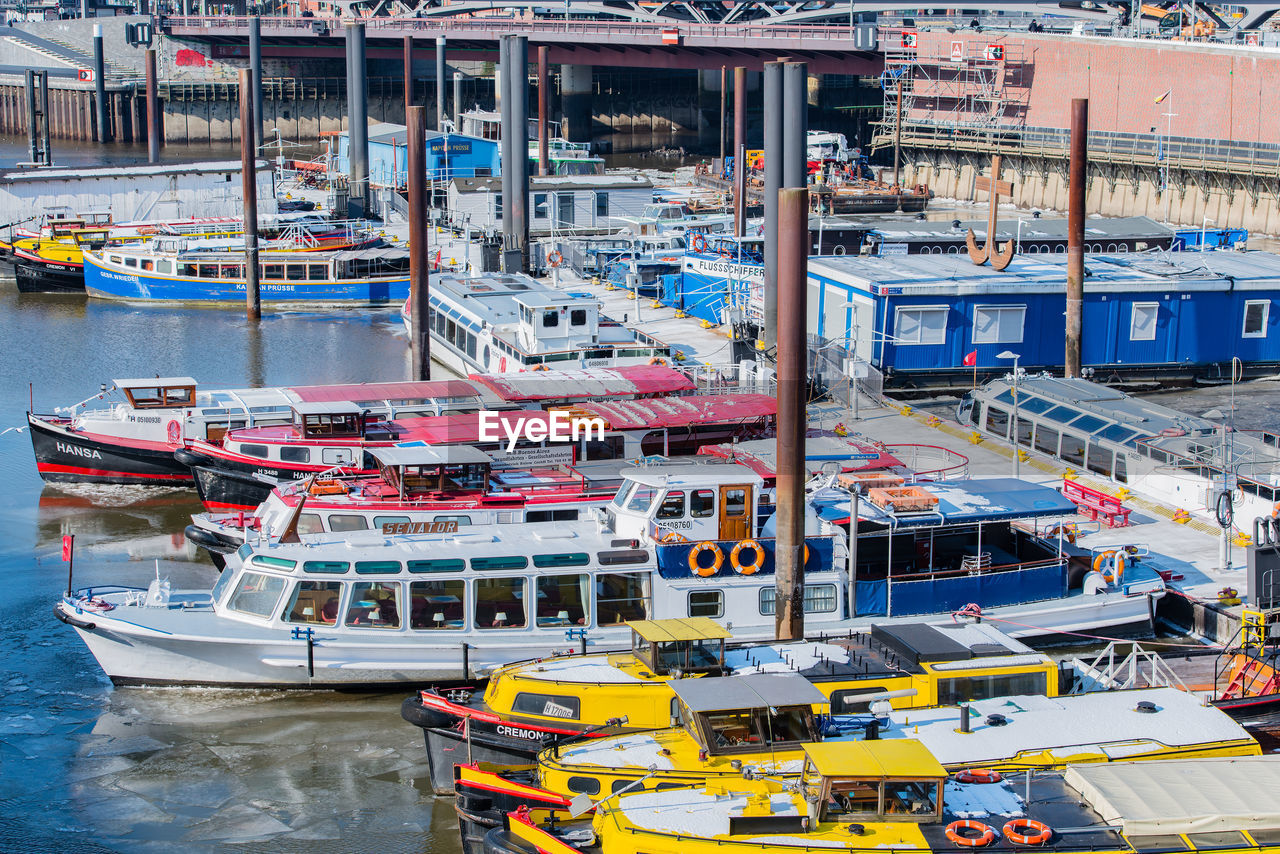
(811, 477, 1076, 529)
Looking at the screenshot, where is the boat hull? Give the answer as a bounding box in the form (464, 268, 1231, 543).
(14, 259, 85, 293)
(28, 412, 192, 485)
(190, 463, 290, 511)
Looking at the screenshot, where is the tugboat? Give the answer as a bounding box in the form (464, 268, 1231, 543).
(404, 618, 1060, 795)
(485, 744, 1280, 854)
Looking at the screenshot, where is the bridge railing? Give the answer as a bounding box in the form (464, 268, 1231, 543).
(162, 14, 871, 41)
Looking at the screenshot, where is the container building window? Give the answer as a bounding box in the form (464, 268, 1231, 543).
(1244, 300, 1270, 338)
(533, 193, 548, 220)
(895, 306, 947, 345)
(1130, 302, 1159, 341)
(972, 305, 1025, 344)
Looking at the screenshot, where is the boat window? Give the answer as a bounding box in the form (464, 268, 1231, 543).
(408, 559, 466, 573)
(328, 514, 369, 533)
(280, 446, 310, 463)
(374, 515, 412, 528)
(1017, 396, 1052, 415)
(882, 780, 940, 817)
(986, 406, 1011, 438)
(625, 486, 659, 513)
(759, 584, 837, 615)
(1015, 417, 1033, 448)
(895, 306, 947, 345)
(1070, 414, 1107, 433)
(657, 490, 686, 519)
(471, 556, 528, 571)
(536, 574, 590, 627)
(250, 555, 297, 570)
(1244, 300, 1271, 338)
(937, 671, 1047, 705)
(543, 310, 559, 328)
(263, 263, 284, 280)
(1128, 836, 1191, 852)
(598, 549, 648, 565)
(124, 257, 138, 268)
(410, 579, 466, 629)
(526, 509, 580, 523)
(220, 264, 243, 279)
(286, 264, 306, 280)
(533, 552, 590, 568)
(321, 448, 354, 466)
(688, 589, 723, 618)
(475, 577, 527, 628)
(595, 191, 609, 219)
(345, 581, 401, 628)
(825, 778, 882, 816)
(212, 562, 238, 604)
(596, 571, 649, 624)
(1034, 425, 1060, 456)
(690, 489, 715, 517)
(570, 309, 587, 327)
(1099, 424, 1138, 444)
(1060, 433, 1086, 467)
(228, 571, 287, 619)
(993, 390, 1015, 405)
(141, 259, 154, 271)
(308, 264, 327, 281)
(199, 263, 218, 279)
(355, 560, 401, 574)
(1085, 444, 1113, 478)
(1115, 453, 1128, 483)
(511, 692, 581, 720)
(281, 580, 343, 625)
(1131, 302, 1159, 341)
(723, 488, 747, 517)
(297, 513, 323, 535)
(1040, 405, 1077, 424)
(972, 305, 1025, 344)
(304, 560, 349, 574)
(109, 255, 123, 264)
(239, 443, 269, 459)
(434, 515, 473, 527)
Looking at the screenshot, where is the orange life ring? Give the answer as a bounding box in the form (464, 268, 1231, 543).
(499, 356, 508, 372)
(660, 531, 689, 544)
(648, 357, 668, 367)
(1103, 551, 1126, 585)
(531, 364, 550, 372)
(730, 539, 764, 575)
(688, 541, 724, 577)
(1091, 550, 1116, 573)
(719, 246, 732, 260)
(546, 250, 564, 268)
(691, 234, 706, 253)
(1045, 525, 1076, 544)
(1003, 819, 1052, 846)
(955, 768, 1003, 785)
(945, 821, 997, 847)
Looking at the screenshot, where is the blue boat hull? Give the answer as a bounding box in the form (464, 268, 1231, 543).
(84, 257, 408, 306)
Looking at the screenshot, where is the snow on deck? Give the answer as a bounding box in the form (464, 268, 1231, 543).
(522, 658, 643, 684)
(871, 688, 1249, 767)
(724, 642, 852, 674)
(558, 734, 676, 770)
(620, 789, 798, 837)
(944, 780, 1025, 819)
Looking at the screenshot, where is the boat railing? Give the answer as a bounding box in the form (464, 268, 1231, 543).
(888, 555, 1064, 583)
(676, 362, 776, 396)
(889, 443, 970, 481)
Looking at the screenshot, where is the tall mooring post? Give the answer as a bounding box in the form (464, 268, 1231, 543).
(732, 65, 746, 237)
(345, 21, 369, 219)
(503, 35, 529, 273)
(1065, 98, 1088, 378)
(249, 13, 263, 151)
(499, 36, 515, 272)
(145, 49, 159, 163)
(719, 65, 726, 166)
(781, 62, 807, 191)
(407, 105, 432, 380)
(774, 185, 809, 642)
(93, 24, 109, 143)
(238, 68, 261, 321)
(403, 36, 414, 113)
(436, 36, 446, 131)
(537, 45, 550, 177)
(453, 71, 463, 129)
(761, 61, 782, 353)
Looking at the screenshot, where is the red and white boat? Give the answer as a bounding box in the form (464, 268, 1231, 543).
(183, 444, 635, 567)
(178, 392, 779, 511)
(27, 365, 693, 487)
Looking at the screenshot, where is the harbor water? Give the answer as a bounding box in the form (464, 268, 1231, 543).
(0, 289, 462, 853)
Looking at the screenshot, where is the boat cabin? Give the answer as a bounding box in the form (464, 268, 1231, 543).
(115, 377, 197, 410)
(368, 445, 493, 499)
(801, 740, 947, 825)
(292, 401, 367, 440)
(628, 617, 731, 677)
(607, 463, 764, 544)
(671, 673, 826, 755)
(515, 291, 601, 351)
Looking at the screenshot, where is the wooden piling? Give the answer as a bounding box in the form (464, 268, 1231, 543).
(407, 105, 431, 381)
(239, 68, 260, 321)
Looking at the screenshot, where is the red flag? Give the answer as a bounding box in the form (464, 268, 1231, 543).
(62, 534, 74, 562)
(963, 350, 978, 367)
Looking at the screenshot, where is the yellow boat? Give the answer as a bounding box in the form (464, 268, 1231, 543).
(493, 742, 1280, 854)
(405, 617, 1061, 794)
(453, 674, 1258, 851)
(11, 223, 112, 293)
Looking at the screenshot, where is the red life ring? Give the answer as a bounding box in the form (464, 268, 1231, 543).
(547, 250, 564, 268)
(955, 768, 1003, 785)
(945, 821, 997, 847)
(1003, 819, 1052, 846)
(688, 541, 724, 577)
(499, 356, 508, 372)
(691, 234, 707, 253)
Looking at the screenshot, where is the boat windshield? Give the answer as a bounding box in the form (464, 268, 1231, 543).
(624, 486, 659, 513)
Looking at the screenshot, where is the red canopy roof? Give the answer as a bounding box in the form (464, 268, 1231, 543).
(467, 365, 696, 402)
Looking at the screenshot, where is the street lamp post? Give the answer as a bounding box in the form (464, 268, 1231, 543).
(998, 350, 1021, 476)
